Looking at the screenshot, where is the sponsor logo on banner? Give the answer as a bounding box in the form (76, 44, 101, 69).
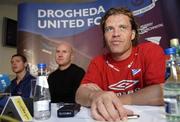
(132, 0, 159, 16)
(109, 80, 139, 91)
(131, 0, 144, 6)
(145, 36, 162, 45)
(139, 22, 164, 35)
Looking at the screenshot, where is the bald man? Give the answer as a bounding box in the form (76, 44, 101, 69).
(48, 42, 85, 103)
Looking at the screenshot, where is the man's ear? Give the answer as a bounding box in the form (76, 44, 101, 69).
(24, 62, 28, 68)
(70, 52, 74, 62)
(131, 30, 135, 40)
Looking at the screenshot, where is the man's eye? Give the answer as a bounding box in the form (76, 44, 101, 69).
(119, 25, 128, 30)
(104, 27, 113, 32)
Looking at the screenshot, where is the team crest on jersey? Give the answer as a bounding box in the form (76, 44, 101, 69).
(109, 80, 139, 90)
(131, 69, 141, 76)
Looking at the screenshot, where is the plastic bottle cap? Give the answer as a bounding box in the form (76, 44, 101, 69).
(170, 38, 179, 47)
(164, 47, 176, 55)
(37, 63, 46, 68)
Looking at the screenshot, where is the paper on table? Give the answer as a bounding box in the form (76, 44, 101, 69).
(75, 105, 164, 120)
(75, 107, 92, 119)
(124, 105, 164, 113)
(75, 106, 141, 119)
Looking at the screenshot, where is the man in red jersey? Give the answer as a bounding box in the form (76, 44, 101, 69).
(75, 7, 165, 121)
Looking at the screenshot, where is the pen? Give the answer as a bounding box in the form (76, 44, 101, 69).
(127, 114, 140, 119)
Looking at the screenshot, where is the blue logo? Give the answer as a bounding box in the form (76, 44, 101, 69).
(131, 69, 141, 76)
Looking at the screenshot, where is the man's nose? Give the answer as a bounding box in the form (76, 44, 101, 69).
(11, 62, 16, 65)
(58, 53, 63, 57)
(112, 28, 120, 37)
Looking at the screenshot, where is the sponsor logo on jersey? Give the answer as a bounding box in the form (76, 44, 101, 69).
(131, 69, 141, 76)
(116, 87, 140, 96)
(108, 80, 139, 91)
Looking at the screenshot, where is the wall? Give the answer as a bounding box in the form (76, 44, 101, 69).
(0, 4, 17, 78)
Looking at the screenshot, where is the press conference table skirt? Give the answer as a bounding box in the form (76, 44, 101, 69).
(33, 103, 167, 122)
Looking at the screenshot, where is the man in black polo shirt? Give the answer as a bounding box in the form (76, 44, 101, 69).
(48, 42, 85, 103)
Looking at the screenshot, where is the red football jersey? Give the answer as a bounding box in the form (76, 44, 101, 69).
(81, 42, 166, 96)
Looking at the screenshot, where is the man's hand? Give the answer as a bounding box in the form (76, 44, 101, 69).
(90, 91, 133, 121)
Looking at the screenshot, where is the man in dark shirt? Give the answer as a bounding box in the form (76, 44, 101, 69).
(5, 54, 35, 98)
(48, 42, 85, 103)
(0, 54, 35, 113)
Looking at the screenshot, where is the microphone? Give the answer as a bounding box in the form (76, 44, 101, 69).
(0, 74, 11, 92)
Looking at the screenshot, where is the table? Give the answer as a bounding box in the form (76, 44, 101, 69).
(33, 104, 167, 122)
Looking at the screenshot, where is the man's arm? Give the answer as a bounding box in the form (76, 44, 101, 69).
(75, 83, 102, 107)
(75, 83, 133, 121)
(75, 83, 164, 121)
(119, 83, 164, 106)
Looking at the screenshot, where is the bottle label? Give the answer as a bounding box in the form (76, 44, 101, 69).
(164, 98, 180, 115)
(165, 67, 170, 80)
(37, 76, 49, 88)
(34, 100, 50, 111)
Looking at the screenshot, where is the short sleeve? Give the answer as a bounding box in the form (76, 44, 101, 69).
(81, 57, 104, 87)
(143, 43, 166, 86)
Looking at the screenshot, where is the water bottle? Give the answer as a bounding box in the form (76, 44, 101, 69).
(170, 38, 180, 55)
(164, 47, 180, 122)
(165, 47, 176, 80)
(33, 63, 51, 120)
(170, 38, 180, 74)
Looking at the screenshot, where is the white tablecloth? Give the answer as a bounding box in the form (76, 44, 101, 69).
(33, 104, 167, 122)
